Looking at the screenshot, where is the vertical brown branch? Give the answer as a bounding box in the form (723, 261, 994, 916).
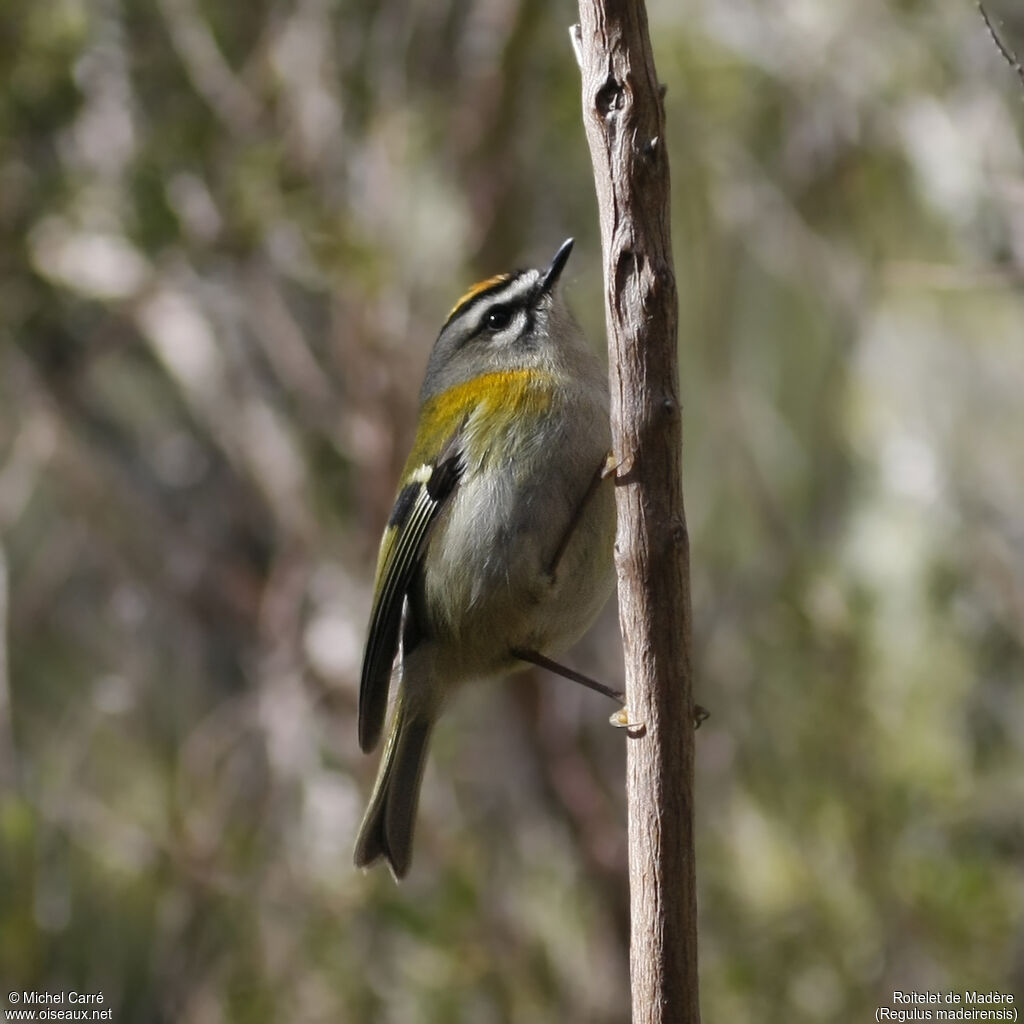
(574, 2, 700, 1023)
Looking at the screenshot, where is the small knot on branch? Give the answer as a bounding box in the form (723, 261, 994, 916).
(596, 76, 625, 117)
(614, 248, 637, 299)
(669, 517, 689, 551)
(642, 135, 660, 159)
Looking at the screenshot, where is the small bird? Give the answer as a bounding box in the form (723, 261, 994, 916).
(353, 239, 616, 879)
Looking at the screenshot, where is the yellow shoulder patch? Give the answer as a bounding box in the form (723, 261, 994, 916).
(447, 274, 510, 321)
(410, 368, 554, 468)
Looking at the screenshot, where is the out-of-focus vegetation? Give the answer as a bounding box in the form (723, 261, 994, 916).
(2, 0, 1023, 1021)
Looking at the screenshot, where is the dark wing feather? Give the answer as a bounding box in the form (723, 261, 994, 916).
(357, 439, 463, 752)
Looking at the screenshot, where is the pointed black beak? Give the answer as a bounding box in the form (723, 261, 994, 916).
(539, 237, 574, 295)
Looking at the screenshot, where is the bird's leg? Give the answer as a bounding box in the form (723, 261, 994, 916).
(514, 648, 710, 732)
(534, 450, 709, 732)
(511, 647, 624, 703)
(547, 451, 617, 582)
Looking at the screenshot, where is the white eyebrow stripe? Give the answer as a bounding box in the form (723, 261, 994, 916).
(459, 273, 538, 333)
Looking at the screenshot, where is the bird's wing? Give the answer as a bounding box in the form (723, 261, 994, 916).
(357, 433, 463, 752)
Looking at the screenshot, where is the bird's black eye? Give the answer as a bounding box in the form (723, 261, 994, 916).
(484, 305, 512, 331)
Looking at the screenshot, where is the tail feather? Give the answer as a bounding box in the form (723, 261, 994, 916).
(353, 697, 433, 880)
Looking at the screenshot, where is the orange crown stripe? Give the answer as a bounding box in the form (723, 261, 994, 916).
(447, 274, 511, 321)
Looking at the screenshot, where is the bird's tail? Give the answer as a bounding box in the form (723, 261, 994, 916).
(353, 694, 434, 880)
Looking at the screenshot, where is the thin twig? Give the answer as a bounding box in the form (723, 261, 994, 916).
(978, 1, 1024, 88)
(156, 0, 262, 133)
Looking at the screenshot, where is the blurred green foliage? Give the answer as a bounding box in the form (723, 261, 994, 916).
(1, 0, 1023, 1021)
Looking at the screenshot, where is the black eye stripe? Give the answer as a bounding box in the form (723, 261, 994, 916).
(443, 277, 513, 328)
(446, 273, 536, 331)
(473, 288, 530, 332)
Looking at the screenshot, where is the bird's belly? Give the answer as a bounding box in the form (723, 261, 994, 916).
(422, 458, 614, 680)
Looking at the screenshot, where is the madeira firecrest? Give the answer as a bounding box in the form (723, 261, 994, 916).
(353, 239, 615, 878)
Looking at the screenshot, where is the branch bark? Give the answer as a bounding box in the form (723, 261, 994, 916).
(574, 3, 700, 1022)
